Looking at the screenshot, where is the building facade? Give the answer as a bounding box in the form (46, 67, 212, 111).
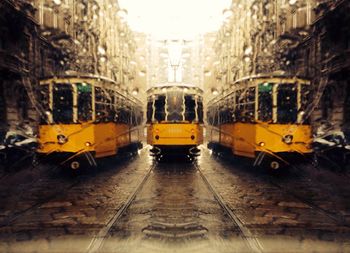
(0, 0, 41, 134)
(209, 0, 349, 132)
(0, 0, 143, 133)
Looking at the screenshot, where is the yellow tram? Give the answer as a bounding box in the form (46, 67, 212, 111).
(207, 74, 313, 169)
(146, 84, 204, 159)
(37, 75, 143, 169)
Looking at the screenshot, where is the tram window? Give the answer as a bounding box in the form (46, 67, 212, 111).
(116, 98, 131, 124)
(207, 109, 212, 125)
(212, 108, 218, 126)
(300, 84, 312, 124)
(185, 95, 196, 122)
(207, 109, 214, 125)
(40, 84, 50, 124)
(53, 83, 73, 124)
(220, 107, 230, 124)
(146, 100, 153, 123)
(114, 95, 123, 123)
(245, 88, 255, 122)
(106, 90, 115, 122)
(154, 95, 166, 122)
(167, 91, 184, 122)
(95, 87, 111, 122)
(76, 83, 92, 122)
(136, 109, 142, 126)
(258, 83, 273, 122)
(198, 100, 204, 123)
(277, 84, 297, 124)
(227, 95, 235, 123)
(219, 108, 225, 124)
(235, 90, 244, 122)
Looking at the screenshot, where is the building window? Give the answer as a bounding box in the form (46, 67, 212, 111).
(0, 82, 6, 125)
(321, 86, 334, 120)
(17, 88, 28, 121)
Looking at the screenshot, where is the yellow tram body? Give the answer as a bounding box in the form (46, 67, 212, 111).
(38, 123, 131, 158)
(218, 123, 311, 158)
(207, 74, 312, 168)
(37, 75, 143, 168)
(146, 84, 204, 157)
(147, 123, 203, 146)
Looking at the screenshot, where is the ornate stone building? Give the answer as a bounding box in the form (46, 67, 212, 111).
(0, 0, 41, 134)
(0, 0, 143, 133)
(303, 0, 350, 131)
(208, 0, 349, 132)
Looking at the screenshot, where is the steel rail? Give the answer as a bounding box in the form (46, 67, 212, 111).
(0, 164, 81, 227)
(267, 178, 350, 227)
(195, 164, 264, 253)
(86, 164, 155, 253)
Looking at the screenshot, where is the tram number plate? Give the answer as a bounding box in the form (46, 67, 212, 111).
(167, 128, 183, 135)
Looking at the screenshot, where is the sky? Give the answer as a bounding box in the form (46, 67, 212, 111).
(118, 0, 232, 39)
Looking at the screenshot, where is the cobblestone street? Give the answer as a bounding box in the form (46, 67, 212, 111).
(1, 0, 350, 252)
(0, 147, 349, 252)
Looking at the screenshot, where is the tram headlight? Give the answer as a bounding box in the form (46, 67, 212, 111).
(282, 135, 293, 144)
(85, 142, 92, 147)
(155, 135, 160, 140)
(191, 135, 195, 140)
(259, 142, 265, 147)
(57, 134, 68, 144)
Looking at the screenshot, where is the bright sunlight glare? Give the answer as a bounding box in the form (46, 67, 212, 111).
(119, 0, 232, 38)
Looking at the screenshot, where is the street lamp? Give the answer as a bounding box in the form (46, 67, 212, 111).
(168, 43, 182, 83)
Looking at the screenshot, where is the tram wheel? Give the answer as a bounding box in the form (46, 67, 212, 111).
(70, 160, 80, 170)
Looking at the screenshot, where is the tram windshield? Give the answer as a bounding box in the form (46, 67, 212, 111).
(52, 83, 73, 124)
(154, 95, 166, 122)
(147, 88, 203, 123)
(184, 95, 195, 122)
(77, 83, 92, 122)
(167, 90, 184, 121)
(277, 84, 297, 124)
(258, 83, 273, 122)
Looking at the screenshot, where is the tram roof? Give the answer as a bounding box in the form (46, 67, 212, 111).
(208, 73, 311, 106)
(147, 83, 203, 93)
(40, 74, 117, 84)
(232, 73, 310, 85)
(40, 74, 143, 106)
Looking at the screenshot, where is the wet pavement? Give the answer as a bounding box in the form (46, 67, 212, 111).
(0, 146, 349, 252)
(99, 163, 248, 253)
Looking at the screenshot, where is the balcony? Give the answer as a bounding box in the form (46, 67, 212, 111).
(0, 50, 29, 74)
(321, 50, 350, 74)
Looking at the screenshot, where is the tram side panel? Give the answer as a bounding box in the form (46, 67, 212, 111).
(38, 124, 95, 154)
(206, 75, 314, 168)
(255, 123, 312, 154)
(38, 75, 143, 166)
(209, 123, 312, 156)
(233, 123, 256, 158)
(147, 123, 203, 146)
(94, 122, 119, 158)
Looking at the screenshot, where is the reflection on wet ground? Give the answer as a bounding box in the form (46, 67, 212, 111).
(101, 162, 249, 253)
(0, 148, 349, 253)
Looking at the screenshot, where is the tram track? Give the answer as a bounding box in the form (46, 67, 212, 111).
(0, 165, 82, 228)
(208, 148, 350, 229)
(195, 163, 264, 253)
(86, 164, 155, 253)
(266, 176, 350, 228)
(86, 161, 265, 253)
(0, 153, 140, 228)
